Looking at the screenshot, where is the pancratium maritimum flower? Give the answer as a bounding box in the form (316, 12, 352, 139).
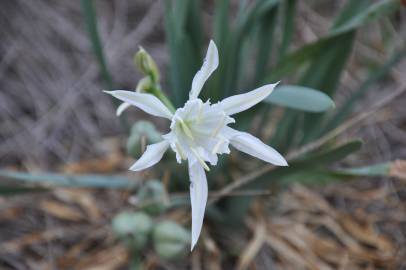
(104, 40, 287, 250)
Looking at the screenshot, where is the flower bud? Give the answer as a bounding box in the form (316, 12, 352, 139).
(136, 180, 167, 215)
(127, 121, 162, 158)
(153, 221, 190, 259)
(135, 77, 153, 93)
(112, 211, 153, 250)
(134, 47, 160, 83)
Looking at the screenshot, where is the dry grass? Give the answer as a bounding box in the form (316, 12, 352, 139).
(0, 0, 167, 168)
(0, 179, 405, 269)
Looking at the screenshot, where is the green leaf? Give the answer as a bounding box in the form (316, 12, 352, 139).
(221, 0, 280, 98)
(254, 2, 279, 85)
(264, 85, 335, 112)
(266, 0, 400, 82)
(330, 0, 400, 36)
(298, 32, 354, 143)
(294, 140, 363, 165)
(322, 48, 406, 133)
(164, 0, 202, 107)
(331, 0, 370, 30)
(0, 185, 47, 196)
(0, 170, 138, 189)
(278, 169, 344, 186)
(278, 0, 297, 59)
(81, 0, 113, 90)
(332, 162, 391, 177)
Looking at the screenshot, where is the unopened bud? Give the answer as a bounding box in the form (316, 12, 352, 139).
(134, 47, 160, 83)
(135, 77, 153, 93)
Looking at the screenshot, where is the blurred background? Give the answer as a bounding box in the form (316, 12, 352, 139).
(0, 0, 406, 269)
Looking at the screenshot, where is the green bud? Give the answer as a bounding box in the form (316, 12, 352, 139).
(134, 47, 160, 83)
(112, 211, 153, 250)
(153, 221, 190, 260)
(137, 180, 167, 215)
(127, 121, 162, 158)
(135, 77, 153, 93)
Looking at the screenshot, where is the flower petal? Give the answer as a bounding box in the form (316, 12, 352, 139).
(188, 159, 208, 250)
(104, 90, 173, 119)
(220, 82, 279, 115)
(189, 40, 219, 100)
(116, 102, 131, 116)
(129, 140, 169, 171)
(225, 127, 287, 166)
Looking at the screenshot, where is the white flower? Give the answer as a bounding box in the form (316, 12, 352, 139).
(104, 40, 287, 250)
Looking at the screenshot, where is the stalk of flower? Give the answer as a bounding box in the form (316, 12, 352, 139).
(104, 40, 288, 250)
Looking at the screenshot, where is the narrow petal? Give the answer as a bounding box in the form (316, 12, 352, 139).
(116, 102, 131, 116)
(129, 140, 169, 171)
(225, 127, 287, 166)
(104, 90, 173, 119)
(220, 82, 279, 115)
(188, 159, 208, 250)
(189, 40, 219, 100)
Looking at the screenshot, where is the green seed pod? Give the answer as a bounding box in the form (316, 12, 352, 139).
(137, 180, 167, 215)
(134, 47, 160, 83)
(127, 121, 162, 158)
(112, 211, 153, 250)
(153, 221, 190, 260)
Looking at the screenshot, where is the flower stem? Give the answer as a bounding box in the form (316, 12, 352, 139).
(151, 85, 176, 113)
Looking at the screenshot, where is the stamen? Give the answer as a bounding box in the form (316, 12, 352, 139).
(177, 117, 194, 140)
(191, 148, 210, 171)
(212, 113, 226, 137)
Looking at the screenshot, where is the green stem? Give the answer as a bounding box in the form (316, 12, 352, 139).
(152, 85, 176, 113)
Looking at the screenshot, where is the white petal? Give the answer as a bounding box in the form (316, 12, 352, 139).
(189, 40, 219, 100)
(104, 90, 173, 119)
(225, 127, 287, 166)
(116, 102, 131, 116)
(129, 140, 169, 171)
(220, 82, 279, 115)
(188, 159, 208, 250)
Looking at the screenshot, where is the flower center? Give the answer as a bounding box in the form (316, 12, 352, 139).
(166, 99, 235, 168)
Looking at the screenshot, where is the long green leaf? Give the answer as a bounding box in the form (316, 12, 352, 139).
(299, 0, 401, 143)
(299, 32, 354, 143)
(331, 0, 400, 36)
(294, 140, 363, 165)
(222, 0, 280, 98)
(81, 0, 113, 90)
(0, 185, 47, 196)
(322, 48, 406, 133)
(208, 0, 229, 101)
(278, 169, 344, 186)
(278, 0, 297, 59)
(254, 2, 279, 85)
(165, 0, 202, 107)
(332, 162, 391, 177)
(264, 85, 335, 112)
(0, 170, 138, 189)
(266, 0, 399, 82)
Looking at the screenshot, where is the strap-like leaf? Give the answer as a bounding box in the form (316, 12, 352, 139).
(0, 170, 138, 189)
(264, 85, 335, 112)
